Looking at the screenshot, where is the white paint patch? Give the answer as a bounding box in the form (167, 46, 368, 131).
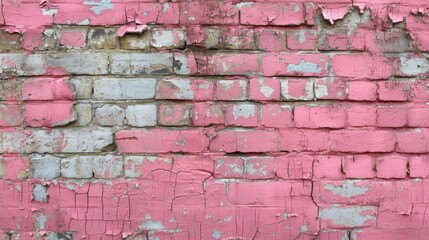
(83, 0, 114, 15)
(324, 181, 369, 197)
(212, 230, 222, 239)
(233, 105, 256, 120)
(41, 8, 58, 16)
(296, 30, 307, 44)
(258, 78, 274, 97)
(287, 59, 322, 73)
(168, 79, 194, 99)
(140, 221, 166, 230)
(319, 206, 376, 227)
(400, 56, 429, 75)
(236, 2, 254, 9)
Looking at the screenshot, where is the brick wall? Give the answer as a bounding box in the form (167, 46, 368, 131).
(1, 0, 429, 239)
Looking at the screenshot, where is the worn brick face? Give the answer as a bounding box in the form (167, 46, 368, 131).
(0, 1, 427, 239)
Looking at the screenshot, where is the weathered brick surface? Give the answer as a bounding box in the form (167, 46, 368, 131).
(0, 1, 428, 239)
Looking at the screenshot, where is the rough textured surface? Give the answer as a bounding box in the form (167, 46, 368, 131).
(1, 0, 429, 239)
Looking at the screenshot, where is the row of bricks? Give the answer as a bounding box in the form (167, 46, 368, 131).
(3, 153, 427, 180)
(9, 25, 424, 53)
(4, 77, 421, 102)
(0, 128, 427, 154)
(1, 52, 429, 78)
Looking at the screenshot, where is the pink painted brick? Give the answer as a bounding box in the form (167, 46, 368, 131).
(275, 155, 313, 180)
(317, 230, 349, 240)
(287, 30, 318, 50)
(330, 130, 396, 153)
(409, 156, 429, 178)
(124, 156, 172, 179)
(348, 105, 377, 127)
(207, 53, 260, 75)
(408, 106, 429, 127)
(0, 155, 30, 180)
(411, 31, 429, 51)
(314, 78, 347, 100)
(214, 156, 244, 178)
(342, 155, 376, 179)
(192, 102, 225, 126)
(279, 129, 329, 152)
(313, 155, 344, 180)
(376, 155, 408, 179)
(351, 229, 428, 240)
(256, 29, 287, 51)
(131, 3, 179, 25)
(318, 30, 348, 51)
(347, 81, 378, 101)
(115, 129, 209, 153)
(262, 54, 328, 77)
(377, 106, 407, 127)
(179, 2, 238, 25)
(294, 105, 347, 129)
(158, 104, 191, 126)
(24, 102, 75, 127)
(331, 54, 393, 79)
(260, 104, 293, 128)
(215, 80, 247, 101)
(240, 3, 305, 26)
(59, 29, 87, 48)
(22, 77, 74, 101)
(378, 81, 410, 101)
(244, 157, 276, 180)
(249, 77, 281, 101)
(281, 79, 314, 100)
(225, 104, 258, 127)
(396, 129, 429, 153)
(210, 130, 278, 153)
(221, 27, 255, 50)
(156, 78, 214, 101)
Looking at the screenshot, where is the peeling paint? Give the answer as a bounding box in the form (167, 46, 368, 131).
(287, 59, 322, 73)
(324, 181, 369, 198)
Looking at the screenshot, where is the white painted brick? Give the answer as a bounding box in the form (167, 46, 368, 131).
(31, 154, 61, 180)
(95, 104, 125, 126)
(93, 78, 156, 100)
(47, 53, 109, 75)
(125, 104, 157, 127)
(110, 53, 173, 74)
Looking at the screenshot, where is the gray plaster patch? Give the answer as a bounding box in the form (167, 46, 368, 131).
(319, 206, 376, 227)
(324, 181, 369, 198)
(287, 59, 322, 73)
(233, 104, 256, 119)
(33, 183, 48, 202)
(400, 57, 429, 75)
(83, 0, 114, 15)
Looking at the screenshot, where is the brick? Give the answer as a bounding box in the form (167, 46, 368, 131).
(0, 104, 20, 127)
(294, 105, 346, 129)
(38, 28, 57, 51)
(376, 155, 408, 179)
(331, 54, 393, 79)
(0, 30, 21, 51)
(192, 102, 225, 127)
(275, 155, 313, 180)
(260, 104, 293, 128)
(206, 53, 260, 75)
(179, 2, 238, 25)
(411, 31, 429, 51)
(319, 205, 377, 228)
(0, 129, 114, 153)
(330, 131, 396, 153)
(116, 129, 209, 153)
(24, 102, 76, 127)
(110, 53, 173, 75)
(377, 106, 407, 127)
(74, 103, 92, 126)
(240, 3, 305, 26)
(409, 156, 429, 178)
(351, 229, 427, 240)
(119, 32, 151, 50)
(125, 105, 157, 127)
(396, 129, 429, 153)
(397, 55, 429, 76)
(214, 156, 244, 178)
(210, 130, 278, 153)
(132, 3, 179, 25)
(221, 27, 255, 50)
(22, 77, 74, 101)
(0, 53, 46, 76)
(47, 53, 109, 75)
(0, 155, 30, 180)
(262, 54, 328, 77)
(124, 156, 172, 179)
(95, 105, 125, 126)
(151, 28, 186, 49)
(281, 79, 314, 100)
(313, 155, 344, 180)
(314, 78, 347, 100)
(58, 29, 87, 49)
(287, 30, 317, 50)
(88, 28, 117, 49)
(249, 77, 281, 101)
(408, 106, 429, 127)
(69, 77, 93, 99)
(348, 105, 377, 127)
(94, 78, 156, 100)
(256, 29, 286, 51)
(156, 78, 213, 101)
(378, 81, 410, 101)
(215, 80, 247, 101)
(62, 155, 122, 179)
(343, 155, 376, 179)
(225, 104, 258, 127)
(244, 157, 275, 180)
(31, 154, 61, 180)
(158, 104, 191, 126)
(347, 81, 377, 101)
(279, 129, 329, 152)
(318, 30, 348, 51)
